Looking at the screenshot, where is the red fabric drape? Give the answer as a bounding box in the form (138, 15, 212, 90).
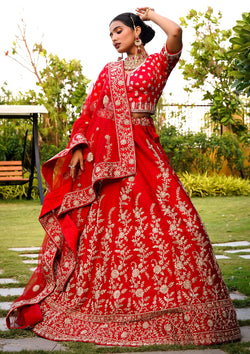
(6, 55, 241, 347)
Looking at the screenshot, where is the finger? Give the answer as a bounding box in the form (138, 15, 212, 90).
(71, 167, 77, 180)
(136, 7, 147, 11)
(80, 159, 84, 171)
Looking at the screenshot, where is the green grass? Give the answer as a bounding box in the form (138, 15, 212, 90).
(0, 199, 44, 247)
(192, 196, 250, 243)
(65, 341, 250, 353)
(0, 200, 43, 283)
(191, 196, 250, 297)
(0, 197, 250, 353)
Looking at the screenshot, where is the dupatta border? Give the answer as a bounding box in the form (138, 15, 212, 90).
(58, 61, 136, 215)
(92, 61, 136, 182)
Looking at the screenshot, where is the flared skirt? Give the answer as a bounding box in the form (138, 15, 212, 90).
(7, 122, 241, 346)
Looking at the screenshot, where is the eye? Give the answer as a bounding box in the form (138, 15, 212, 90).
(117, 30, 122, 34)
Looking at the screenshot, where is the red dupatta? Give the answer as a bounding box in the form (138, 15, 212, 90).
(6, 60, 137, 329)
(40, 60, 136, 217)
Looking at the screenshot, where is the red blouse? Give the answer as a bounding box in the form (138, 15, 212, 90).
(125, 45, 182, 114)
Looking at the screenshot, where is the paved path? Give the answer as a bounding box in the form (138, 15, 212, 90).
(0, 337, 66, 352)
(0, 328, 249, 353)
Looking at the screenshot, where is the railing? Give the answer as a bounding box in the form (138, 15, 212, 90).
(162, 104, 250, 134)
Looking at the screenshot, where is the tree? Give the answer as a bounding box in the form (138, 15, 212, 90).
(229, 12, 250, 97)
(35, 53, 89, 146)
(5, 20, 90, 147)
(179, 8, 248, 139)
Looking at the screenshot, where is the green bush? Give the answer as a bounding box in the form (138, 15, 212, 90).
(0, 172, 45, 200)
(0, 122, 26, 161)
(179, 172, 250, 197)
(160, 125, 248, 178)
(40, 137, 67, 164)
(1, 172, 249, 200)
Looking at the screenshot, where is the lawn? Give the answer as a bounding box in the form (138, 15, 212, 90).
(0, 197, 249, 353)
(192, 196, 250, 243)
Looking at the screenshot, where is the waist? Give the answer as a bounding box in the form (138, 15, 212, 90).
(99, 109, 152, 126)
(131, 115, 152, 126)
(131, 112, 151, 118)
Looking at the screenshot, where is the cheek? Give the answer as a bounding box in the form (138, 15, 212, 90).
(124, 34, 134, 45)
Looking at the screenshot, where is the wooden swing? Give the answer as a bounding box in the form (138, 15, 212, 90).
(0, 105, 48, 204)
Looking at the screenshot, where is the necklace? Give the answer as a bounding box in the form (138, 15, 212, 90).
(124, 52, 148, 71)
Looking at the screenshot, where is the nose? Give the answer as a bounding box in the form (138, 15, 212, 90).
(112, 33, 118, 43)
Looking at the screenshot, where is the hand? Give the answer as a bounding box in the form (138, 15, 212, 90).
(69, 148, 84, 180)
(136, 7, 154, 21)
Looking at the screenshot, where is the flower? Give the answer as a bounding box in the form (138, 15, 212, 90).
(153, 265, 161, 274)
(113, 290, 120, 299)
(160, 285, 168, 294)
(32, 285, 40, 292)
(111, 269, 119, 279)
(183, 280, 191, 289)
(132, 268, 140, 277)
(207, 320, 213, 327)
(77, 287, 84, 296)
(95, 290, 100, 300)
(136, 288, 144, 297)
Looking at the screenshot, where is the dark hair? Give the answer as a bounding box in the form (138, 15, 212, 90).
(110, 12, 155, 45)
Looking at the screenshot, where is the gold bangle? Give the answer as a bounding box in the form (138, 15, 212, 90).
(145, 8, 154, 19)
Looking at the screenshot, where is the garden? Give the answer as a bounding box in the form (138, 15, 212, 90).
(0, 7, 249, 354)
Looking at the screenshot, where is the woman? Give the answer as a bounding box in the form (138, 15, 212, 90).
(7, 7, 240, 346)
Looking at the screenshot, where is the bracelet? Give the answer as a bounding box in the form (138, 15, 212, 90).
(145, 8, 154, 18)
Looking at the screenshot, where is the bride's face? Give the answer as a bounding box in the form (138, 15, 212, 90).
(109, 21, 140, 55)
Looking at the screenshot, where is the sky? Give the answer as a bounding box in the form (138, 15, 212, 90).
(0, 0, 249, 103)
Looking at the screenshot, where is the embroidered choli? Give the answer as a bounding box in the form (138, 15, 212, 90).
(105, 45, 182, 115)
(126, 45, 181, 114)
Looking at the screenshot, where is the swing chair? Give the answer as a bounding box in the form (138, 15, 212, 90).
(0, 105, 48, 204)
(0, 128, 29, 185)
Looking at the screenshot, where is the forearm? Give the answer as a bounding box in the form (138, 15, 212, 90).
(147, 9, 182, 53)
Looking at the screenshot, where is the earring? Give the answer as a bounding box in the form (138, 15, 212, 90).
(135, 36, 142, 53)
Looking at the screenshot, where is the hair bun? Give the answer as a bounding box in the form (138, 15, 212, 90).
(110, 12, 155, 45)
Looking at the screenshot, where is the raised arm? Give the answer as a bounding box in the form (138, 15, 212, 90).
(136, 7, 182, 54)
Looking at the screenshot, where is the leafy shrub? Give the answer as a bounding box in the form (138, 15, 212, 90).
(0, 122, 26, 161)
(179, 172, 250, 197)
(0, 184, 41, 200)
(160, 125, 248, 177)
(0, 172, 45, 200)
(229, 12, 250, 97)
(40, 137, 67, 164)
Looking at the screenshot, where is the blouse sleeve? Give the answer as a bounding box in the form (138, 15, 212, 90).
(159, 43, 182, 78)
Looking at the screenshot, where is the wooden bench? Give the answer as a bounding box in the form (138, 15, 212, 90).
(0, 161, 29, 185)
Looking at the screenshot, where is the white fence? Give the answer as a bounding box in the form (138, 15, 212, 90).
(162, 104, 250, 135)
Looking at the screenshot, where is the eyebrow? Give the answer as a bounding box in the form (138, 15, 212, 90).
(109, 25, 123, 36)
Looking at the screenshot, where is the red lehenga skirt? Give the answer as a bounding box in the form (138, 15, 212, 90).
(7, 117, 240, 346)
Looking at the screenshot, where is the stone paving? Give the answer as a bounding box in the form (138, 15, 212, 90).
(0, 242, 249, 352)
(0, 337, 66, 352)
